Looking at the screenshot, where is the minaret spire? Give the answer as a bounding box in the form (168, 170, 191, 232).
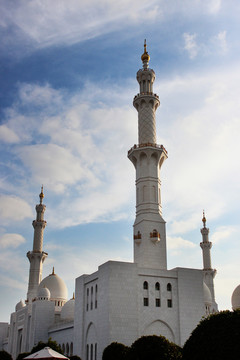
(39, 185, 44, 205)
(200, 212, 218, 312)
(141, 39, 150, 69)
(26, 187, 48, 302)
(128, 42, 168, 269)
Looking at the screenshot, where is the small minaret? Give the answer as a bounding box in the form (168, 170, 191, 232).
(128, 41, 168, 269)
(26, 186, 48, 302)
(200, 211, 218, 311)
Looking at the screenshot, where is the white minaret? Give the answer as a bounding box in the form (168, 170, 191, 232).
(26, 186, 48, 302)
(200, 211, 218, 311)
(128, 41, 168, 269)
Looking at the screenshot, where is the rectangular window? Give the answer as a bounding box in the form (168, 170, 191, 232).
(143, 297, 149, 306)
(167, 299, 172, 308)
(156, 298, 161, 307)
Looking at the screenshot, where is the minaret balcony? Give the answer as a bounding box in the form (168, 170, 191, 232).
(150, 230, 160, 243)
(200, 242, 212, 249)
(134, 92, 159, 99)
(134, 231, 142, 245)
(128, 143, 168, 156)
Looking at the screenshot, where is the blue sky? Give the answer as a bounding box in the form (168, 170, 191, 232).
(0, 0, 240, 322)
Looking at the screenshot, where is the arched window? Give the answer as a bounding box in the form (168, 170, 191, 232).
(66, 343, 69, 356)
(143, 281, 149, 306)
(143, 281, 148, 290)
(62, 344, 65, 354)
(167, 283, 173, 308)
(167, 283, 172, 291)
(95, 284, 98, 309)
(155, 282, 161, 307)
(70, 342, 73, 356)
(91, 286, 93, 310)
(86, 288, 89, 311)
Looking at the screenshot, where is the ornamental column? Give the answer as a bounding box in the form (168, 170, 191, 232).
(26, 187, 48, 302)
(200, 211, 218, 311)
(128, 41, 168, 269)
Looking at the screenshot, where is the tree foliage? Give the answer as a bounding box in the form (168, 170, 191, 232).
(102, 342, 130, 360)
(30, 338, 63, 355)
(0, 350, 13, 360)
(102, 336, 182, 360)
(16, 352, 30, 360)
(69, 356, 82, 360)
(182, 310, 240, 360)
(129, 335, 182, 360)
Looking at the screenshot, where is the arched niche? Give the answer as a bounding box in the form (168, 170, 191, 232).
(151, 152, 158, 166)
(143, 320, 175, 343)
(140, 152, 147, 166)
(86, 322, 97, 345)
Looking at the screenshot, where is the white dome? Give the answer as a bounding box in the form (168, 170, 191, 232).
(15, 299, 25, 312)
(61, 297, 75, 320)
(203, 282, 212, 305)
(37, 286, 51, 300)
(231, 284, 240, 310)
(38, 269, 68, 301)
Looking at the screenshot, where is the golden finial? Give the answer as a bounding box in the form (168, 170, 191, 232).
(72, 292, 75, 300)
(52, 266, 55, 275)
(202, 210, 206, 227)
(141, 39, 150, 65)
(39, 185, 44, 204)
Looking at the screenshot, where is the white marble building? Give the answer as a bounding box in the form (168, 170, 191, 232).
(0, 43, 222, 360)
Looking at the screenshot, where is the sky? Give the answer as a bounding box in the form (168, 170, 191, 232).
(0, 0, 240, 323)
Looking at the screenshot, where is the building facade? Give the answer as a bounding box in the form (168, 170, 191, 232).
(0, 44, 218, 360)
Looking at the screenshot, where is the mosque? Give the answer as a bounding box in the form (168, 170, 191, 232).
(0, 43, 239, 360)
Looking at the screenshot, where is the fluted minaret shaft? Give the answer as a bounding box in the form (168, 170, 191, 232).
(26, 187, 48, 302)
(128, 42, 168, 269)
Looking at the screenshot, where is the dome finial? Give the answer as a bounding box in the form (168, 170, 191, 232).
(141, 39, 150, 69)
(52, 266, 55, 275)
(72, 292, 75, 300)
(39, 185, 44, 204)
(202, 210, 206, 227)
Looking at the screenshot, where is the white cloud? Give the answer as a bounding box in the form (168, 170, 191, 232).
(0, 125, 20, 144)
(18, 143, 95, 193)
(0, 233, 26, 248)
(211, 226, 237, 244)
(0, 0, 161, 51)
(18, 83, 64, 106)
(183, 33, 198, 59)
(216, 30, 228, 54)
(0, 274, 26, 291)
(167, 235, 196, 250)
(157, 65, 240, 238)
(0, 195, 33, 223)
(207, 0, 221, 14)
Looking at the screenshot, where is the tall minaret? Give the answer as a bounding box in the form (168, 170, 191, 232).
(200, 211, 218, 311)
(128, 41, 168, 269)
(26, 187, 48, 302)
